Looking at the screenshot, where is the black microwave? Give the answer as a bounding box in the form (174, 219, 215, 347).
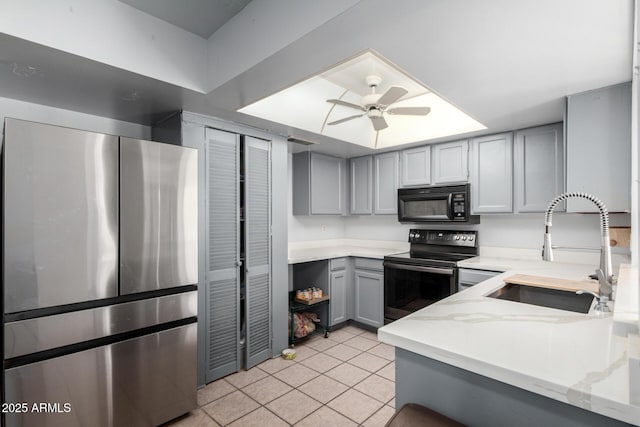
(397, 184, 479, 223)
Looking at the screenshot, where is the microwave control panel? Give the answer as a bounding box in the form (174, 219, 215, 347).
(451, 192, 467, 219)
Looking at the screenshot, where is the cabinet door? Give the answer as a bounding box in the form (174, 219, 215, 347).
(374, 152, 400, 214)
(566, 83, 631, 212)
(204, 128, 241, 382)
(470, 133, 513, 213)
(433, 140, 468, 184)
(400, 146, 431, 187)
(354, 270, 383, 328)
(350, 156, 373, 214)
(311, 153, 346, 214)
(514, 124, 564, 213)
(245, 136, 272, 369)
(330, 270, 347, 326)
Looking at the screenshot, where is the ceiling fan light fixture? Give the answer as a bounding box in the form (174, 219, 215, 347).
(326, 75, 424, 132)
(238, 50, 486, 149)
(367, 109, 382, 119)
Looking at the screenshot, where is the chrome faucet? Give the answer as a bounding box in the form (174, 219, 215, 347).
(542, 192, 613, 312)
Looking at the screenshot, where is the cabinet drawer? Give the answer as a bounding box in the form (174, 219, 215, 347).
(330, 257, 347, 271)
(354, 257, 383, 272)
(458, 268, 501, 285)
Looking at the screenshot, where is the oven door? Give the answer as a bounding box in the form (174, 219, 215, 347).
(383, 261, 457, 323)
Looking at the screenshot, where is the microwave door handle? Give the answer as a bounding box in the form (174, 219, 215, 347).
(447, 193, 454, 219)
(383, 262, 454, 276)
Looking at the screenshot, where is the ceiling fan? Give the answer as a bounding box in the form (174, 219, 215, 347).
(326, 75, 431, 131)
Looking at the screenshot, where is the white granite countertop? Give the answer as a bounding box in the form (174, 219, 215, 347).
(378, 261, 640, 425)
(288, 239, 408, 264)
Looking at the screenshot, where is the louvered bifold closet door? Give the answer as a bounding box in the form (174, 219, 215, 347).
(244, 136, 272, 369)
(205, 128, 241, 383)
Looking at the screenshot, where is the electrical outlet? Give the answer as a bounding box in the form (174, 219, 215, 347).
(321, 224, 327, 233)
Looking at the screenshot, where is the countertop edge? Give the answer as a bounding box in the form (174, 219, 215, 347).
(288, 240, 408, 264)
(377, 261, 640, 425)
(379, 328, 638, 425)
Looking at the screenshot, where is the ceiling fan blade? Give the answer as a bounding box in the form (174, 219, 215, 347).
(326, 99, 364, 111)
(327, 113, 366, 126)
(377, 86, 408, 106)
(370, 116, 388, 131)
(387, 106, 431, 116)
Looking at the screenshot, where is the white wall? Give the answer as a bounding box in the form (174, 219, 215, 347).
(206, 0, 359, 91)
(0, 0, 208, 92)
(344, 213, 631, 250)
(0, 96, 150, 138)
(633, 0, 640, 267)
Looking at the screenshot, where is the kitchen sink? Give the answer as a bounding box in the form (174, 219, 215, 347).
(487, 283, 594, 313)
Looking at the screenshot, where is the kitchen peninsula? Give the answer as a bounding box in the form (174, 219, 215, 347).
(378, 262, 640, 426)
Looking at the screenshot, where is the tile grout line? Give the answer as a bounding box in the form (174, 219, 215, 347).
(190, 325, 394, 427)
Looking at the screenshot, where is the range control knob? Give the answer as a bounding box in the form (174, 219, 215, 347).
(462, 236, 467, 241)
(469, 236, 475, 241)
(454, 235, 460, 241)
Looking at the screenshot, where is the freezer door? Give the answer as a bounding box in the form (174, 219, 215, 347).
(4, 323, 197, 427)
(3, 119, 119, 312)
(4, 291, 197, 359)
(120, 138, 198, 294)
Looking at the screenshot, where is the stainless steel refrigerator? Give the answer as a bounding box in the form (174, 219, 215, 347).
(2, 118, 198, 427)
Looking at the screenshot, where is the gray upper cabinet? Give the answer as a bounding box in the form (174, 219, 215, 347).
(514, 123, 564, 213)
(350, 156, 373, 214)
(374, 152, 400, 214)
(566, 83, 631, 213)
(292, 152, 347, 215)
(470, 132, 514, 213)
(400, 146, 431, 187)
(432, 140, 469, 184)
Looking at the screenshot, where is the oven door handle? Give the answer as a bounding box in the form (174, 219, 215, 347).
(383, 261, 454, 276)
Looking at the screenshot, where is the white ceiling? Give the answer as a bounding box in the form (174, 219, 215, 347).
(0, 0, 633, 158)
(238, 50, 486, 149)
(118, 0, 252, 39)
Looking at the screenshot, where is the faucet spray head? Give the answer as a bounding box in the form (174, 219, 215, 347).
(542, 227, 553, 261)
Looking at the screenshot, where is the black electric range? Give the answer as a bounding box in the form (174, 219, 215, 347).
(383, 229, 478, 322)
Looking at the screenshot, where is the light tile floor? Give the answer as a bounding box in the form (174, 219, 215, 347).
(164, 324, 396, 426)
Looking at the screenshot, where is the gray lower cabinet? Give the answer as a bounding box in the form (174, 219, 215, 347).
(432, 139, 468, 184)
(329, 258, 349, 326)
(353, 258, 384, 328)
(400, 145, 431, 187)
(458, 268, 502, 292)
(330, 270, 348, 325)
(350, 156, 373, 214)
(470, 132, 514, 213)
(566, 83, 631, 213)
(294, 257, 383, 329)
(514, 123, 564, 212)
(292, 151, 347, 215)
(374, 152, 400, 214)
